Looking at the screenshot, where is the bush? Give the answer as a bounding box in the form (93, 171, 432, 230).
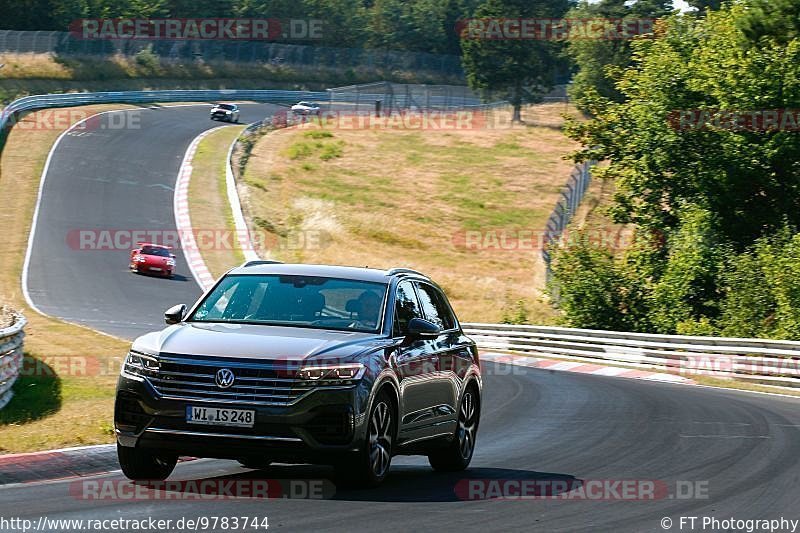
(133, 45, 160, 74)
(550, 236, 647, 331)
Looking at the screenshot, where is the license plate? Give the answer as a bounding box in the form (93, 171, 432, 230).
(149, 267, 162, 271)
(186, 406, 255, 428)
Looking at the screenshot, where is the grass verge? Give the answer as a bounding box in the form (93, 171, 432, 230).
(0, 105, 133, 453)
(238, 102, 581, 323)
(0, 52, 463, 104)
(188, 125, 248, 279)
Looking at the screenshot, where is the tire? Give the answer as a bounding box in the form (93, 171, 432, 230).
(335, 389, 395, 488)
(428, 385, 479, 472)
(117, 443, 177, 481)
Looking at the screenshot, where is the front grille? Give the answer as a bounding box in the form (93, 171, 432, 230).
(142, 356, 313, 406)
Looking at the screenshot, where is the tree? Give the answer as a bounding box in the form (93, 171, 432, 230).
(686, 0, 721, 12)
(565, 0, 672, 106)
(555, 1, 800, 336)
(460, 0, 573, 122)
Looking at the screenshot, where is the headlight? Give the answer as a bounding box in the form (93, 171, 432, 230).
(298, 363, 365, 383)
(122, 350, 159, 377)
(135, 256, 147, 262)
(166, 259, 175, 266)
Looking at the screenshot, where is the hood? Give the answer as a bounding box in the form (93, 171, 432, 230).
(132, 322, 391, 363)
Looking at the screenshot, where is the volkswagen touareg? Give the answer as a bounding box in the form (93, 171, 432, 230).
(115, 262, 482, 487)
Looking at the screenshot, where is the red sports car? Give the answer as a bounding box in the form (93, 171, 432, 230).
(129, 243, 176, 278)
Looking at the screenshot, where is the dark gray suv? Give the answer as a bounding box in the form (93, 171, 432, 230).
(115, 262, 481, 487)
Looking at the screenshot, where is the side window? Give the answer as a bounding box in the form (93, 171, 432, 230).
(415, 283, 456, 330)
(393, 281, 422, 336)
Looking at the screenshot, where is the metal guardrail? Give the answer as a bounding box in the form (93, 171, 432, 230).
(0, 87, 494, 139)
(0, 89, 331, 134)
(0, 313, 26, 410)
(462, 323, 800, 388)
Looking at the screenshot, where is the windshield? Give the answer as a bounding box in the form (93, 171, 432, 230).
(189, 274, 388, 333)
(216, 104, 235, 110)
(140, 246, 171, 257)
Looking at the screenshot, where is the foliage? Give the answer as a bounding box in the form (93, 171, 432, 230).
(0, 0, 482, 55)
(460, 0, 571, 121)
(556, 1, 800, 339)
(565, 0, 672, 106)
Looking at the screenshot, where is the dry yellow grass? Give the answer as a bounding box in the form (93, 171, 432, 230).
(0, 104, 133, 453)
(188, 125, 247, 279)
(239, 103, 581, 323)
(0, 303, 14, 329)
(0, 52, 463, 104)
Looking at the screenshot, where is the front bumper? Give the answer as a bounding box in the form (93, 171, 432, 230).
(115, 374, 369, 463)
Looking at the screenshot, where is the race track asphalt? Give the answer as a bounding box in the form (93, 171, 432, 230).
(0, 363, 799, 532)
(8, 105, 800, 532)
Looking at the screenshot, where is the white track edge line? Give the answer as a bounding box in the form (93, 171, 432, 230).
(225, 126, 260, 262)
(173, 125, 232, 291)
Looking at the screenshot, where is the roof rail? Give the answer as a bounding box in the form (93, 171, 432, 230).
(242, 260, 284, 267)
(387, 267, 427, 277)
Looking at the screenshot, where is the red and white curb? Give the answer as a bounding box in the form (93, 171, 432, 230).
(482, 352, 695, 385)
(174, 126, 228, 291)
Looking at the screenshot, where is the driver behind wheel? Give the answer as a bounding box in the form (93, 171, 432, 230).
(356, 291, 381, 328)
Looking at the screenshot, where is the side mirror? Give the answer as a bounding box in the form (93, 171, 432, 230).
(407, 317, 441, 339)
(165, 304, 186, 325)
(170, 254, 176, 258)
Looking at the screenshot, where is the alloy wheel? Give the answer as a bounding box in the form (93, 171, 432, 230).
(369, 401, 392, 477)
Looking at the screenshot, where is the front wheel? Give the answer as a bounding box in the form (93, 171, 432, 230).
(428, 386, 479, 472)
(117, 444, 177, 481)
(335, 390, 395, 488)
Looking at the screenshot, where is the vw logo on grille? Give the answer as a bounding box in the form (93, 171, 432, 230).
(215, 368, 235, 389)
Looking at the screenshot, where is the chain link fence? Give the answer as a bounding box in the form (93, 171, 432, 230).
(326, 81, 485, 113)
(0, 30, 464, 78)
(542, 160, 594, 285)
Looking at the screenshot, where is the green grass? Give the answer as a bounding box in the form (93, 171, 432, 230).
(286, 137, 345, 161)
(0, 357, 61, 426)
